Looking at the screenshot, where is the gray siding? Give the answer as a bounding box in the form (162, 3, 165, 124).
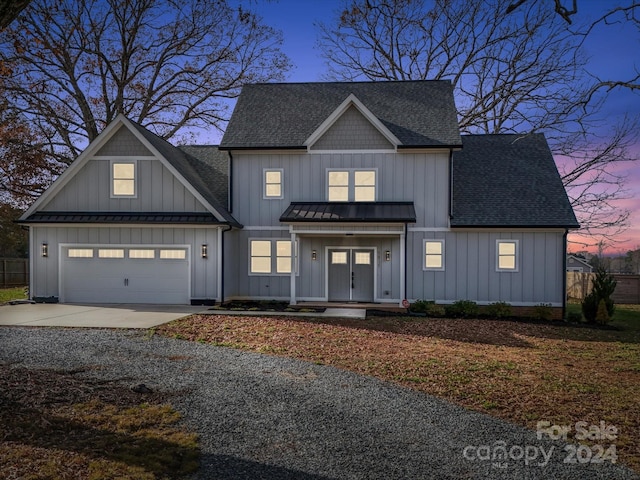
(96, 126, 153, 156)
(231, 151, 449, 228)
(407, 230, 565, 306)
(310, 106, 394, 150)
(226, 229, 401, 302)
(44, 159, 208, 212)
(31, 226, 220, 300)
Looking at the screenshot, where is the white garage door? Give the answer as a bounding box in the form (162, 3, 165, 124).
(61, 246, 190, 304)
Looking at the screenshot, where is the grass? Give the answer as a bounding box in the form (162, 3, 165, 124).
(157, 304, 640, 473)
(0, 365, 199, 479)
(0, 286, 27, 303)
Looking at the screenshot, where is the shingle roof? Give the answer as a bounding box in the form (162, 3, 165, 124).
(177, 145, 229, 208)
(127, 121, 241, 227)
(280, 202, 416, 223)
(22, 212, 223, 224)
(220, 81, 462, 149)
(452, 134, 579, 228)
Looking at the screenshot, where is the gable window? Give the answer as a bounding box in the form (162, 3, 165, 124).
(264, 169, 283, 199)
(496, 240, 518, 272)
(424, 240, 445, 270)
(327, 169, 376, 202)
(249, 239, 296, 275)
(111, 161, 136, 197)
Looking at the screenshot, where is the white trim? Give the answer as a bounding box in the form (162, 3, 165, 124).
(408, 227, 450, 232)
(243, 226, 289, 231)
(496, 239, 519, 272)
(248, 238, 299, 277)
(263, 168, 284, 200)
(423, 239, 445, 271)
(325, 168, 378, 202)
(304, 93, 401, 149)
(290, 232, 297, 305)
(310, 149, 396, 154)
(217, 228, 223, 302)
(110, 159, 138, 198)
(21, 223, 226, 229)
(399, 230, 405, 307)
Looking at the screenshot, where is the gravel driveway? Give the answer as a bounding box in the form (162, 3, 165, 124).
(0, 326, 637, 480)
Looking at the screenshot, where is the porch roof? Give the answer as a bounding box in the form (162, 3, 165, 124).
(280, 202, 416, 223)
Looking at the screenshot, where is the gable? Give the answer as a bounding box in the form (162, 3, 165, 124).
(309, 105, 395, 151)
(95, 125, 153, 156)
(220, 81, 462, 149)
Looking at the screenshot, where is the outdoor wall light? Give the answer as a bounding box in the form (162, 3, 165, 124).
(311, 250, 317, 261)
(201, 244, 208, 259)
(385, 250, 391, 261)
(41, 243, 48, 257)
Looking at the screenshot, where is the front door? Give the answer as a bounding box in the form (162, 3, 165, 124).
(327, 248, 374, 302)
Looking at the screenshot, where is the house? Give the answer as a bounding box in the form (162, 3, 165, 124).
(566, 255, 593, 273)
(20, 80, 580, 316)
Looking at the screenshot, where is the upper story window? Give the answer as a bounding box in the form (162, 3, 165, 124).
(264, 169, 283, 199)
(327, 169, 376, 202)
(496, 240, 518, 272)
(111, 161, 136, 197)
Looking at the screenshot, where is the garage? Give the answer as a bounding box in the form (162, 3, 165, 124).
(61, 245, 190, 304)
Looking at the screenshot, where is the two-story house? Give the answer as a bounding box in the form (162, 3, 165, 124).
(20, 80, 579, 316)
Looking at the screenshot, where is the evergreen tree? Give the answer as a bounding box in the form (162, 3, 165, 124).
(582, 267, 616, 324)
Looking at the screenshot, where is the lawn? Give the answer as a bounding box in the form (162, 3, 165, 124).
(158, 305, 640, 472)
(0, 286, 27, 304)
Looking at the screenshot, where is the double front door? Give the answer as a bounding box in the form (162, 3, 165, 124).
(327, 248, 374, 302)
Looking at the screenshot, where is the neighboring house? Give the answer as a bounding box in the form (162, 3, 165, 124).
(20, 80, 580, 314)
(566, 255, 594, 273)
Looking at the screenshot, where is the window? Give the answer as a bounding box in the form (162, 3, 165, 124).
(424, 240, 444, 270)
(160, 249, 186, 259)
(68, 248, 94, 258)
(112, 162, 136, 197)
(327, 169, 376, 202)
(331, 251, 348, 264)
(496, 240, 518, 271)
(250, 240, 272, 273)
(249, 239, 296, 275)
(98, 249, 125, 258)
(129, 249, 155, 259)
(264, 169, 283, 199)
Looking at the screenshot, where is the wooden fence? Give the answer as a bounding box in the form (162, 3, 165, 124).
(567, 271, 640, 304)
(0, 258, 29, 288)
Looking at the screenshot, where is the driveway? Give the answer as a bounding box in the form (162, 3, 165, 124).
(0, 327, 637, 479)
(0, 303, 206, 328)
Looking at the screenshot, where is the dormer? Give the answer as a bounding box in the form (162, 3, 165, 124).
(304, 94, 401, 152)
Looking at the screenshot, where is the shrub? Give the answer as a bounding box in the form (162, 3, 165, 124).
(582, 267, 616, 324)
(425, 303, 446, 317)
(533, 303, 553, 321)
(485, 301, 512, 319)
(595, 299, 611, 324)
(410, 299, 433, 314)
(444, 300, 479, 318)
(566, 311, 583, 323)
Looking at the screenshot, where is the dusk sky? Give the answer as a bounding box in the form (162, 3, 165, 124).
(247, 0, 640, 256)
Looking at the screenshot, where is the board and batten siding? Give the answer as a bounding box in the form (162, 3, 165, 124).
(30, 226, 220, 300)
(43, 158, 209, 213)
(231, 151, 449, 228)
(407, 230, 565, 306)
(226, 228, 402, 302)
(96, 126, 153, 156)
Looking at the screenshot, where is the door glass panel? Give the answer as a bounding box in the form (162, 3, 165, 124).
(160, 249, 186, 259)
(331, 251, 347, 264)
(129, 249, 155, 259)
(68, 248, 94, 258)
(98, 249, 125, 258)
(354, 252, 371, 265)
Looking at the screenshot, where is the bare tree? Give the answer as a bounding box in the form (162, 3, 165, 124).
(0, 0, 291, 167)
(317, 0, 638, 244)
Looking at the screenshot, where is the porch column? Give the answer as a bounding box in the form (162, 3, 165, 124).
(399, 230, 406, 307)
(290, 232, 297, 305)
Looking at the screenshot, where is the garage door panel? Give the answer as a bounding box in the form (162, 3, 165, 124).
(62, 246, 190, 304)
